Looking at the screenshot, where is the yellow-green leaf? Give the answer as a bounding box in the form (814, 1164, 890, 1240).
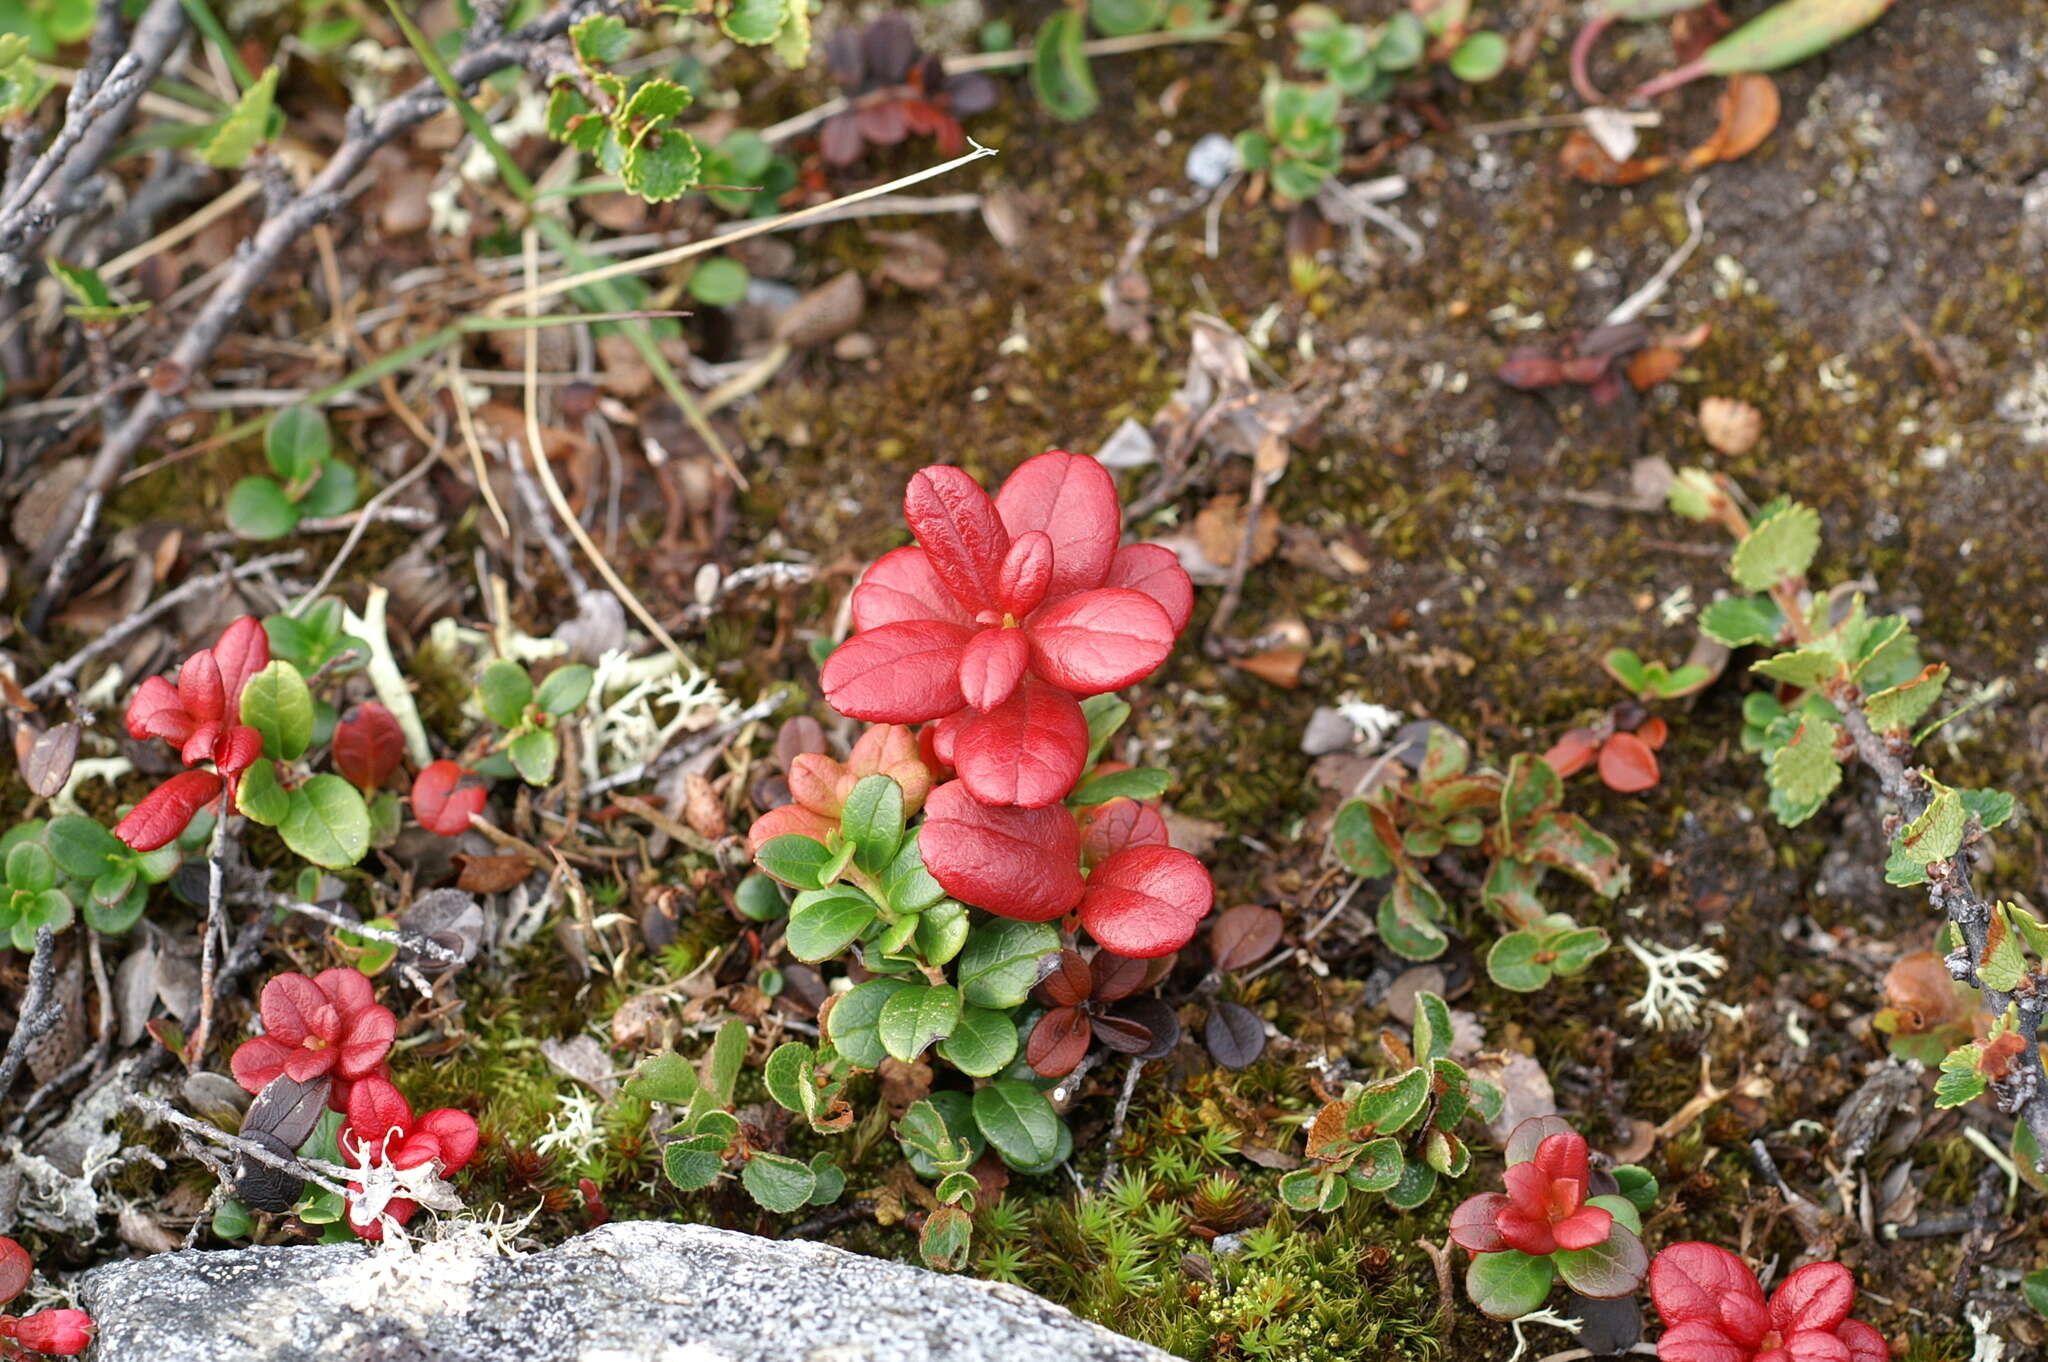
(1863, 663, 1947, 732)
(1730, 502, 1821, 591)
(1704, 0, 1894, 76)
(199, 66, 280, 169)
(1768, 716, 1841, 807)
(1896, 786, 1965, 867)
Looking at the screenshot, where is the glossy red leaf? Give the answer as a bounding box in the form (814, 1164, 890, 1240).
(260, 972, 339, 1048)
(1650, 1243, 1770, 1343)
(843, 723, 932, 816)
(1655, 1321, 1751, 1362)
(113, 770, 223, 851)
(1448, 1193, 1510, 1253)
(333, 703, 405, 792)
(1553, 1203, 1614, 1251)
(1025, 1006, 1091, 1077)
(904, 465, 1008, 612)
(412, 760, 488, 836)
(993, 450, 1119, 598)
(1544, 728, 1599, 779)
(953, 678, 1090, 808)
(1026, 587, 1175, 694)
(346, 1074, 414, 1149)
(1598, 730, 1661, 792)
(211, 616, 269, 710)
(125, 675, 195, 744)
(918, 779, 1084, 921)
(9, 1308, 94, 1355)
(957, 626, 1031, 712)
(416, 1107, 480, 1171)
(1834, 1320, 1889, 1362)
(0, 1235, 31, 1305)
(177, 648, 226, 725)
(1771, 1262, 1855, 1336)
(821, 619, 974, 724)
(180, 720, 224, 767)
(1078, 797, 1170, 866)
(850, 546, 975, 631)
(229, 1036, 295, 1093)
(1780, 1333, 1853, 1362)
(996, 530, 1055, 619)
(1101, 542, 1195, 635)
(1079, 844, 1213, 958)
(1638, 715, 1670, 749)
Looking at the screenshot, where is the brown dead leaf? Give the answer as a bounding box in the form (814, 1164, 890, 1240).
(877, 1056, 933, 1116)
(1626, 346, 1684, 391)
(682, 772, 726, 841)
(870, 230, 948, 293)
(1684, 73, 1780, 171)
(1560, 130, 1671, 186)
(1699, 396, 1763, 455)
(1232, 648, 1306, 689)
(1882, 952, 1972, 1032)
(18, 721, 79, 797)
(1192, 494, 1281, 568)
(456, 853, 537, 894)
(774, 271, 865, 349)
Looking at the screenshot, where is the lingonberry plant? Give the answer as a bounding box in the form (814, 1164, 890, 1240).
(1330, 727, 1626, 992)
(1669, 469, 2048, 1176)
(229, 970, 397, 1113)
(472, 659, 595, 787)
(338, 1077, 481, 1242)
(1449, 1117, 1654, 1319)
(0, 1238, 91, 1359)
(0, 813, 183, 948)
(1647, 1243, 1887, 1362)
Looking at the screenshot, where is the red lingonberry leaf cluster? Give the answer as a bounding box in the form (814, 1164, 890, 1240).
(333, 702, 406, 793)
(114, 616, 269, 851)
(229, 969, 396, 1113)
(746, 725, 931, 854)
(339, 1076, 480, 1241)
(822, 452, 1191, 808)
(411, 759, 488, 837)
(1451, 1128, 1612, 1255)
(0, 1238, 92, 1358)
(1546, 707, 1668, 794)
(1025, 947, 1171, 1077)
(1649, 1244, 1888, 1362)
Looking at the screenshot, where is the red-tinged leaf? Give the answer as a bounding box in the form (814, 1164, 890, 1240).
(229, 1035, 294, 1093)
(996, 530, 1055, 618)
(1101, 542, 1194, 636)
(1504, 1115, 1578, 1165)
(1091, 1013, 1153, 1053)
(114, 769, 223, 851)
(1026, 587, 1175, 694)
(821, 619, 974, 724)
(918, 779, 1084, 921)
(850, 546, 976, 631)
(1078, 797, 1170, 865)
(211, 616, 270, 710)
(1079, 844, 1213, 959)
(215, 724, 264, 779)
(1834, 1319, 1890, 1362)
(126, 675, 195, 744)
(416, 1108, 480, 1171)
(842, 723, 932, 816)
(8, 1308, 94, 1355)
(333, 703, 405, 792)
(1026, 1006, 1091, 1077)
(1553, 1204, 1613, 1251)
(1781, 1332, 1852, 1362)
(314, 965, 378, 1023)
(1649, 1243, 1770, 1343)
(957, 627, 1031, 711)
(1638, 715, 1669, 749)
(926, 710, 965, 768)
(1598, 731, 1661, 792)
(1210, 903, 1284, 972)
(745, 803, 838, 854)
(785, 749, 844, 816)
(1089, 948, 1152, 1002)
(346, 1075, 414, 1148)
(412, 760, 488, 836)
(335, 1003, 397, 1078)
(1448, 1193, 1510, 1253)
(0, 1235, 31, 1304)
(953, 678, 1089, 808)
(180, 720, 224, 767)
(261, 973, 340, 1048)
(993, 449, 1120, 598)
(1544, 728, 1598, 778)
(177, 647, 226, 724)
(1653, 1321, 1750, 1362)
(1533, 1130, 1590, 1184)
(1770, 1262, 1855, 1335)
(1036, 949, 1093, 1007)
(904, 465, 1008, 612)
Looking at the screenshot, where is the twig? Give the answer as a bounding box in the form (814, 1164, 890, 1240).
(266, 895, 460, 967)
(1414, 1234, 1457, 1335)
(289, 448, 440, 613)
(1602, 178, 1708, 328)
(186, 810, 231, 1072)
(124, 1094, 355, 1201)
(0, 928, 62, 1103)
(1095, 1059, 1146, 1190)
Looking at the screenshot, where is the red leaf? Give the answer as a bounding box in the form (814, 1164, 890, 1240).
(1026, 588, 1175, 695)
(1448, 1193, 1510, 1253)
(412, 760, 487, 836)
(336, 1002, 398, 1078)
(821, 620, 974, 724)
(1654, 1321, 1751, 1362)
(919, 780, 1084, 921)
(177, 648, 226, 725)
(1834, 1320, 1890, 1362)
(1781, 1333, 1852, 1362)
(113, 770, 223, 851)
(260, 972, 340, 1047)
(211, 616, 270, 711)
(0, 1235, 31, 1305)
(842, 723, 932, 816)
(8, 1308, 94, 1355)
(1650, 1243, 1770, 1344)
(957, 627, 1030, 712)
(1533, 1129, 1590, 1185)
(1209, 903, 1283, 972)
(1552, 1204, 1613, 1251)
(1102, 543, 1194, 635)
(346, 1075, 414, 1150)
(229, 1035, 294, 1093)
(333, 703, 405, 792)
(215, 725, 264, 780)
(1089, 949, 1152, 1002)
(125, 675, 195, 744)
(180, 720, 224, 767)
(993, 450, 1120, 598)
(1025, 1006, 1092, 1077)
(417, 1108, 480, 1171)
(1598, 731, 1661, 792)
(1079, 845, 1213, 958)
(1638, 715, 1669, 749)
(850, 546, 975, 631)
(904, 465, 1008, 613)
(953, 678, 1089, 808)
(1770, 1262, 1855, 1335)
(1036, 949, 1093, 1007)
(996, 530, 1055, 619)
(745, 803, 838, 855)
(1544, 728, 1598, 778)
(1078, 797, 1170, 866)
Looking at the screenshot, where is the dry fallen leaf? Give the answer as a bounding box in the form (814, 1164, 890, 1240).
(870, 230, 948, 293)
(1560, 130, 1671, 186)
(1699, 395, 1763, 454)
(1233, 648, 1306, 689)
(1626, 346, 1684, 391)
(1193, 494, 1281, 568)
(1684, 73, 1781, 171)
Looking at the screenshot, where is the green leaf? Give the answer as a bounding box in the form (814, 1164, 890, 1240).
(570, 13, 631, 65)
(1411, 990, 1454, 1066)
(1278, 1167, 1345, 1212)
(1703, 0, 1893, 76)
(899, 1093, 982, 1177)
(1962, 788, 2016, 832)
(1465, 1250, 1556, 1320)
(937, 1007, 1019, 1077)
(623, 1050, 701, 1106)
(1518, 815, 1630, 898)
(1031, 9, 1099, 121)
(1602, 649, 1649, 693)
(1896, 786, 1965, 867)
(1377, 877, 1450, 960)
(621, 125, 702, 203)
(1418, 726, 1470, 782)
(956, 919, 1061, 1008)
(881, 831, 945, 915)
(1768, 717, 1842, 809)
(919, 1202, 974, 1271)
(825, 977, 912, 1068)
(265, 404, 331, 484)
(5, 841, 54, 892)
(1730, 502, 1821, 590)
(762, 1042, 815, 1113)
(1447, 30, 1508, 81)
(296, 460, 357, 518)
(1501, 753, 1562, 827)
(1554, 1225, 1648, 1298)
(477, 660, 533, 728)
(972, 1080, 1063, 1171)
(1070, 766, 1171, 806)
(236, 759, 289, 827)
(2024, 1268, 2048, 1320)
(42, 815, 119, 880)
(1331, 799, 1393, 876)
(1352, 1067, 1430, 1135)
(687, 257, 750, 307)
(735, 872, 789, 922)
(1863, 664, 1947, 732)
(278, 775, 371, 868)
(1612, 1165, 1660, 1213)
(1383, 1158, 1437, 1210)
(241, 661, 315, 761)
(1079, 694, 1130, 769)
(1486, 931, 1551, 992)
(840, 774, 905, 876)
(719, 0, 790, 45)
(876, 983, 961, 1061)
(700, 1017, 747, 1104)
(535, 665, 594, 716)
(1933, 1045, 1987, 1109)
(913, 900, 969, 967)
(225, 476, 299, 540)
(660, 1133, 726, 1190)
(1550, 927, 1609, 975)
(1346, 1136, 1406, 1192)
(506, 727, 559, 785)
(1089, 0, 1166, 37)
(785, 886, 879, 962)
(806, 1152, 844, 1205)
(756, 834, 837, 891)
(1751, 647, 1843, 689)
(199, 65, 280, 168)
(1979, 907, 2026, 993)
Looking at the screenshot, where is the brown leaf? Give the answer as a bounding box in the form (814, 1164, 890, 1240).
(1684, 73, 1780, 171)
(1699, 396, 1763, 454)
(1210, 904, 1284, 972)
(1232, 648, 1306, 689)
(870, 230, 948, 293)
(1626, 346, 1684, 391)
(774, 271, 865, 349)
(682, 772, 726, 841)
(19, 722, 78, 797)
(1559, 130, 1671, 186)
(1192, 494, 1280, 568)
(456, 852, 537, 894)
(877, 1056, 933, 1116)
(1882, 951, 1970, 1032)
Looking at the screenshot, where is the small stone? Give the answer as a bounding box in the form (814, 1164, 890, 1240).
(1093, 417, 1157, 471)
(1384, 967, 1447, 1023)
(1299, 707, 1357, 757)
(774, 271, 865, 349)
(1185, 132, 1238, 189)
(833, 332, 877, 361)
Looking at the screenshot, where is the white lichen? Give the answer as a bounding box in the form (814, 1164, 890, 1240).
(1624, 937, 1728, 1032)
(1505, 1306, 1581, 1362)
(531, 1089, 607, 1168)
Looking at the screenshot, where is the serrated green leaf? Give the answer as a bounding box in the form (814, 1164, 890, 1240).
(1751, 647, 1843, 689)
(1730, 502, 1821, 590)
(199, 66, 280, 169)
(571, 13, 631, 65)
(1961, 788, 2016, 832)
(1980, 907, 2027, 993)
(1768, 716, 1841, 808)
(1934, 1045, 1987, 1108)
(1897, 786, 1965, 867)
(719, 0, 790, 44)
(622, 124, 702, 203)
(1863, 663, 1947, 731)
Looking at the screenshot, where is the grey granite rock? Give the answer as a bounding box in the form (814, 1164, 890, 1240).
(79, 1220, 1176, 1362)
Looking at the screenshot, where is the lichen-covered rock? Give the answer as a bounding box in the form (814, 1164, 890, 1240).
(79, 1220, 1175, 1362)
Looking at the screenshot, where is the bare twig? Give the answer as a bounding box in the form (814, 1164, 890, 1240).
(1095, 1059, 1146, 1190)
(0, 928, 62, 1103)
(186, 812, 231, 1073)
(124, 1094, 355, 1201)
(266, 895, 460, 967)
(1602, 178, 1708, 328)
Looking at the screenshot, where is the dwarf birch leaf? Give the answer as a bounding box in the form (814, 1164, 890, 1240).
(1769, 717, 1841, 809)
(1751, 647, 1843, 689)
(1730, 502, 1821, 590)
(1897, 786, 1965, 866)
(1863, 664, 1947, 731)
(1934, 1045, 1987, 1108)
(1979, 907, 2026, 993)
